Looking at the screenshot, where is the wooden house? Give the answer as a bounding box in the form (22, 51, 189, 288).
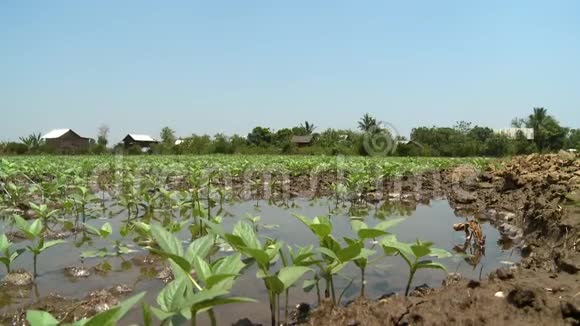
(41, 129, 90, 152)
(122, 134, 158, 148)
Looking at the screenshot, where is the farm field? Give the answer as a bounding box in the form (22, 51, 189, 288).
(0, 154, 578, 325)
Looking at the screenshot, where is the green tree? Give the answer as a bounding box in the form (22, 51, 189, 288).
(160, 127, 176, 146)
(566, 129, 580, 150)
(300, 121, 316, 135)
(247, 127, 272, 147)
(513, 130, 537, 155)
(358, 113, 379, 132)
(19, 133, 43, 152)
(274, 128, 293, 145)
(484, 134, 512, 157)
(527, 107, 549, 150)
(97, 125, 109, 147)
(213, 133, 233, 154)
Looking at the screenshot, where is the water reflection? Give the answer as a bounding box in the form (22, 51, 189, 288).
(0, 198, 521, 325)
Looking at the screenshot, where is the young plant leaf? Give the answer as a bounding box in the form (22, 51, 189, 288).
(277, 266, 311, 290)
(375, 218, 405, 231)
(416, 260, 447, 272)
(150, 224, 184, 257)
(26, 310, 59, 326)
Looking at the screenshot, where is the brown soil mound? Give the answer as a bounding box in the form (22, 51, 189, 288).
(309, 153, 580, 326)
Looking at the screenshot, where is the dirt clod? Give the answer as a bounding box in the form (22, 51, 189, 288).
(561, 301, 580, 322)
(507, 287, 537, 308)
(1, 270, 33, 287)
(495, 268, 515, 281)
(308, 154, 580, 326)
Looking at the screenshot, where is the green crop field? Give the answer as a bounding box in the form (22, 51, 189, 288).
(0, 155, 491, 325)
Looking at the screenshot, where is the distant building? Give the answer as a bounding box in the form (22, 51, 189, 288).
(494, 128, 534, 140)
(175, 139, 184, 146)
(291, 135, 314, 147)
(122, 134, 158, 149)
(41, 129, 90, 152)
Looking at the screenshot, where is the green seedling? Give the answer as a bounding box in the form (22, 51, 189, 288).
(293, 214, 361, 305)
(381, 235, 452, 296)
(0, 233, 25, 273)
(28, 203, 59, 232)
(211, 220, 311, 326)
(26, 291, 146, 326)
(349, 217, 404, 297)
(145, 224, 255, 326)
(13, 215, 66, 278)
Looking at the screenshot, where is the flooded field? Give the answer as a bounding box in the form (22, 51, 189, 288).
(1, 197, 520, 325)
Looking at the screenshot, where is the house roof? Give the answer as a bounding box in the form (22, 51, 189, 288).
(291, 135, 313, 144)
(125, 134, 156, 142)
(494, 128, 534, 140)
(41, 129, 80, 139)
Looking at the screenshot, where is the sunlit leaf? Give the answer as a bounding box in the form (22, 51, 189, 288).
(26, 310, 59, 326)
(277, 266, 311, 290)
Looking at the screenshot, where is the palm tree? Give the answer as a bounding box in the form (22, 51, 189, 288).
(358, 113, 379, 132)
(19, 133, 42, 151)
(527, 107, 548, 150)
(300, 121, 316, 135)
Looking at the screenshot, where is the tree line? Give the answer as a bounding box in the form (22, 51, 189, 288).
(2, 108, 579, 157)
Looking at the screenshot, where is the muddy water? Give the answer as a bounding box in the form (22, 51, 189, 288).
(0, 199, 521, 325)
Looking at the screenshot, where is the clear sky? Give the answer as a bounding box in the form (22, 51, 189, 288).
(1, 1, 579, 143)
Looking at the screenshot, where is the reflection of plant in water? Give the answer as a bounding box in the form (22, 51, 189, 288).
(0, 155, 492, 323)
(453, 239, 486, 269)
(377, 200, 415, 219)
(82, 223, 132, 268)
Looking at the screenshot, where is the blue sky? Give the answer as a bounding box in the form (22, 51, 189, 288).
(1, 1, 579, 142)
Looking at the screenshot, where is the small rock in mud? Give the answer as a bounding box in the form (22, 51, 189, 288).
(110, 284, 133, 295)
(561, 301, 580, 321)
(507, 287, 537, 308)
(467, 280, 481, 289)
(478, 182, 495, 189)
(388, 192, 401, 199)
(1, 270, 33, 287)
(486, 208, 499, 218)
(494, 268, 515, 281)
(346, 320, 360, 326)
(290, 303, 310, 324)
(521, 245, 534, 258)
(64, 266, 91, 278)
(443, 273, 462, 286)
(156, 266, 174, 283)
(454, 191, 478, 204)
(556, 254, 580, 275)
(378, 292, 397, 301)
(498, 211, 516, 222)
(86, 290, 120, 314)
(410, 284, 431, 297)
(498, 223, 523, 240)
(232, 319, 262, 326)
(131, 254, 163, 266)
